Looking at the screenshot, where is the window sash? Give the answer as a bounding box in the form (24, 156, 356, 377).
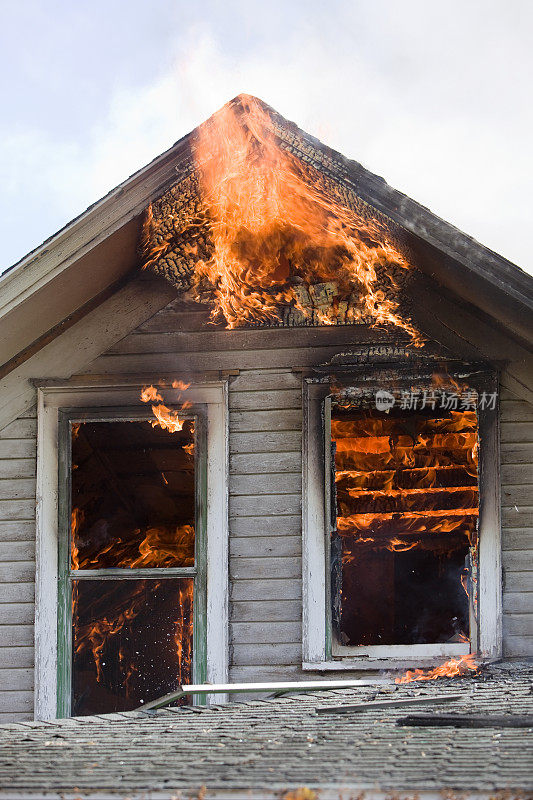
(56, 408, 208, 717)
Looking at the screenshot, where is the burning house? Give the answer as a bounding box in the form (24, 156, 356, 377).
(0, 95, 531, 731)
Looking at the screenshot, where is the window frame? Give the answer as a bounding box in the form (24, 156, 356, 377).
(56, 406, 207, 718)
(35, 380, 229, 720)
(302, 370, 502, 671)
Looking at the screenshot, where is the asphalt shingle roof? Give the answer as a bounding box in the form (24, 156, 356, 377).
(0, 661, 531, 799)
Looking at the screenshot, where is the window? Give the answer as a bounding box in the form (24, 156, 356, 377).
(35, 382, 228, 720)
(58, 414, 206, 716)
(302, 371, 501, 669)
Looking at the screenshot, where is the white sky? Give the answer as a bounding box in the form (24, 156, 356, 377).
(1, 0, 532, 274)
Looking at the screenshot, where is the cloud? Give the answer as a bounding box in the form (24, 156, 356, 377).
(1, 2, 532, 274)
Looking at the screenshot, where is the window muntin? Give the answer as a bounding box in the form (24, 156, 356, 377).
(58, 412, 206, 717)
(328, 399, 479, 656)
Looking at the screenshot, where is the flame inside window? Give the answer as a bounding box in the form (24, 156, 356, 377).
(70, 420, 195, 715)
(331, 405, 479, 648)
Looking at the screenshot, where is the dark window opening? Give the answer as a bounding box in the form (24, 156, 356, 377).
(67, 419, 197, 715)
(330, 404, 479, 648)
(72, 577, 193, 715)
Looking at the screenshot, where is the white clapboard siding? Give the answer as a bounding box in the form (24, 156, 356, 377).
(0, 403, 36, 720)
(4, 315, 521, 714)
(500, 388, 533, 657)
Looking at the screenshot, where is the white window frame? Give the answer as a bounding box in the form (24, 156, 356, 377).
(34, 379, 229, 720)
(302, 376, 502, 671)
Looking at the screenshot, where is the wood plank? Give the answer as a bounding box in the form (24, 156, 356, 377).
(0, 583, 34, 604)
(0, 440, 36, 460)
(229, 389, 301, 411)
(230, 410, 302, 433)
(230, 536, 301, 559)
(230, 452, 301, 475)
(0, 542, 34, 562)
(16, 406, 37, 420)
(0, 625, 34, 647)
(501, 464, 533, 484)
(501, 506, 533, 527)
(0, 521, 35, 542)
(0, 604, 34, 624)
(231, 599, 302, 623)
(137, 309, 213, 333)
(0, 419, 37, 440)
(230, 431, 301, 454)
(504, 572, 533, 593)
(0, 562, 35, 582)
(82, 344, 351, 375)
(0, 712, 33, 723)
(229, 473, 301, 496)
(229, 665, 303, 681)
(503, 593, 533, 614)
(0, 501, 35, 521)
(501, 485, 533, 506)
(0, 459, 36, 479)
(230, 621, 301, 644)
(0, 646, 33, 668)
(230, 515, 301, 537)
(503, 551, 533, 572)
(230, 494, 301, 517)
(503, 634, 533, 657)
(231, 643, 301, 666)
(231, 578, 302, 602)
(230, 556, 301, 581)
(108, 325, 378, 355)
(501, 443, 533, 464)
(230, 370, 301, 392)
(501, 530, 533, 551)
(0, 668, 33, 691)
(0, 479, 36, 501)
(500, 422, 533, 443)
(0, 690, 33, 712)
(500, 401, 533, 423)
(504, 614, 533, 636)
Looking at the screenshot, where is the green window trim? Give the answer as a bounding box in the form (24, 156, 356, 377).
(56, 406, 208, 718)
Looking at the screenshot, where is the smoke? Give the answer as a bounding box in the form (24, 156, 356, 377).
(1, 0, 531, 273)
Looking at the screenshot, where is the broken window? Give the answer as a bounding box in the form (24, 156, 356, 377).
(327, 398, 479, 657)
(58, 415, 205, 716)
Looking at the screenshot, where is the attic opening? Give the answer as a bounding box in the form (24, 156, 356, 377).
(328, 398, 479, 656)
(59, 413, 206, 717)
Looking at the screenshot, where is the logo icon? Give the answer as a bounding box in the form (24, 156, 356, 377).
(375, 390, 395, 412)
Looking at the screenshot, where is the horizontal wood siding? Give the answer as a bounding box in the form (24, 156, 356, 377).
(2, 314, 530, 722)
(0, 403, 36, 721)
(228, 369, 303, 677)
(500, 387, 533, 658)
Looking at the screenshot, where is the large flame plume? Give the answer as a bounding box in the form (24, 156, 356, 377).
(141, 95, 422, 343)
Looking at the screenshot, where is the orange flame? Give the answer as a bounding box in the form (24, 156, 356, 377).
(395, 654, 479, 684)
(71, 507, 84, 570)
(332, 403, 480, 647)
(140, 383, 191, 434)
(144, 95, 422, 343)
(140, 385, 164, 403)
